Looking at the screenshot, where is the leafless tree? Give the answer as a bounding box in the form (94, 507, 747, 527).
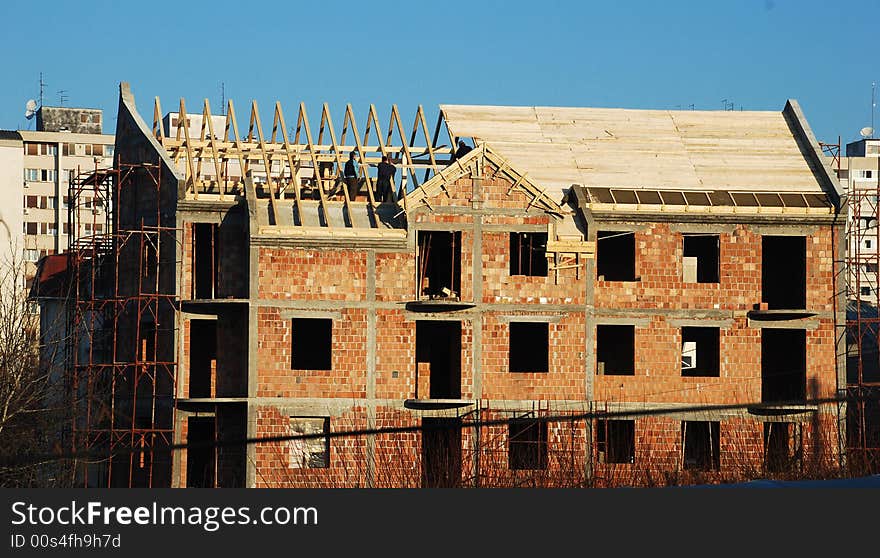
(0, 246, 70, 486)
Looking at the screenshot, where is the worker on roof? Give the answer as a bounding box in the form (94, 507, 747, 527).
(453, 139, 472, 160)
(376, 155, 396, 203)
(343, 151, 362, 201)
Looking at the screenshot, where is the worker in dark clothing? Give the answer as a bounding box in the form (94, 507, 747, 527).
(343, 151, 362, 200)
(454, 139, 472, 160)
(376, 155, 396, 203)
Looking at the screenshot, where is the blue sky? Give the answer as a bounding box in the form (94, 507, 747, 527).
(1, 0, 877, 146)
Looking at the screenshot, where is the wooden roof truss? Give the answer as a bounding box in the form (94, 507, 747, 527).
(152, 97, 459, 229)
(405, 144, 565, 218)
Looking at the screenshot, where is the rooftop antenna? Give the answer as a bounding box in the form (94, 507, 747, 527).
(58, 89, 68, 106)
(220, 82, 226, 115)
(872, 81, 876, 138)
(860, 127, 874, 139)
(38, 72, 45, 109)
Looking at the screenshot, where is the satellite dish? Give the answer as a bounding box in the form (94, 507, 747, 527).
(861, 126, 874, 139)
(24, 99, 37, 120)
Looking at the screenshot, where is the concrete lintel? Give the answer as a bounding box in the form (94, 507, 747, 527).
(414, 222, 474, 231)
(668, 223, 737, 234)
(174, 408, 218, 418)
(178, 199, 242, 214)
(245, 397, 600, 416)
(746, 224, 819, 236)
(496, 313, 566, 323)
(279, 309, 343, 320)
(483, 223, 548, 233)
(486, 303, 585, 313)
(250, 235, 408, 252)
(254, 299, 587, 313)
(410, 205, 553, 218)
(180, 312, 218, 321)
(593, 402, 817, 422)
(594, 316, 653, 327)
(404, 312, 472, 322)
(477, 400, 591, 412)
(590, 308, 736, 320)
(177, 211, 224, 224)
(748, 317, 820, 330)
(593, 223, 646, 233)
(666, 318, 734, 328)
(256, 300, 377, 310)
(262, 400, 370, 417)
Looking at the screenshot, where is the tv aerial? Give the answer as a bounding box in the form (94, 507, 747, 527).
(860, 126, 874, 139)
(24, 99, 37, 120)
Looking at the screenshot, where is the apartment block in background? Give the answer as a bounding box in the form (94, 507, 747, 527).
(0, 106, 114, 283)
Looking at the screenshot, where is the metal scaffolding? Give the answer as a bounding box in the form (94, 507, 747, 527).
(67, 161, 181, 487)
(841, 137, 880, 473)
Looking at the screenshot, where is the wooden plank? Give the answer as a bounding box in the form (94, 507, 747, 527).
(203, 100, 224, 199)
(250, 100, 280, 222)
(275, 101, 303, 218)
(298, 102, 331, 228)
(546, 240, 595, 253)
(153, 97, 165, 142)
(343, 104, 377, 223)
(179, 99, 199, 198)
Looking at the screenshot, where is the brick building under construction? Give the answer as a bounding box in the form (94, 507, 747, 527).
(43, 83, 847, 487)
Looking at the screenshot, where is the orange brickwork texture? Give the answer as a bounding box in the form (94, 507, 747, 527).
(375, 252, 411, 302)
(594, 223, 835, 311)
(175, 156, 843, 486)
(591, 414, 840, 487)
(481, 229, 583, 305)
(253, 405, 369, 488)
(255, 306, 367, 398)
(180, 222, 194, 300)
(592, 222, 838, 407)
(481, 312, 587, 401)
(374, 312, 476, 400)
(179, 319, 191, 397)
(257, 247, 367, 300)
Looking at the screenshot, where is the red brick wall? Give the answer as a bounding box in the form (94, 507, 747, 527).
(594, 223, 834, 311)
(257, 247, 367, 300)
(253, 405, 369, 488)
(481, 312, 586, 401)
(255, 306, 367, 398)
(375, 252, 411, 302)
(179, 319, 191, 398)
(471, 411, 589, 488)
(373, 407, 422, 488)
(173, 158, 843, 487)
(481, 227, 584, 305)
(592, 221, 839, 429)
(594, 316, 762, 405)
(591, 414, 839, 487)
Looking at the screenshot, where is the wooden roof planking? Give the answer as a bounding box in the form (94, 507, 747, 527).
(440, 103, 840, 202)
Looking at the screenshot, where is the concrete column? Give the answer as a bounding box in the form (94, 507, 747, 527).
(366, 249, 377, 487)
